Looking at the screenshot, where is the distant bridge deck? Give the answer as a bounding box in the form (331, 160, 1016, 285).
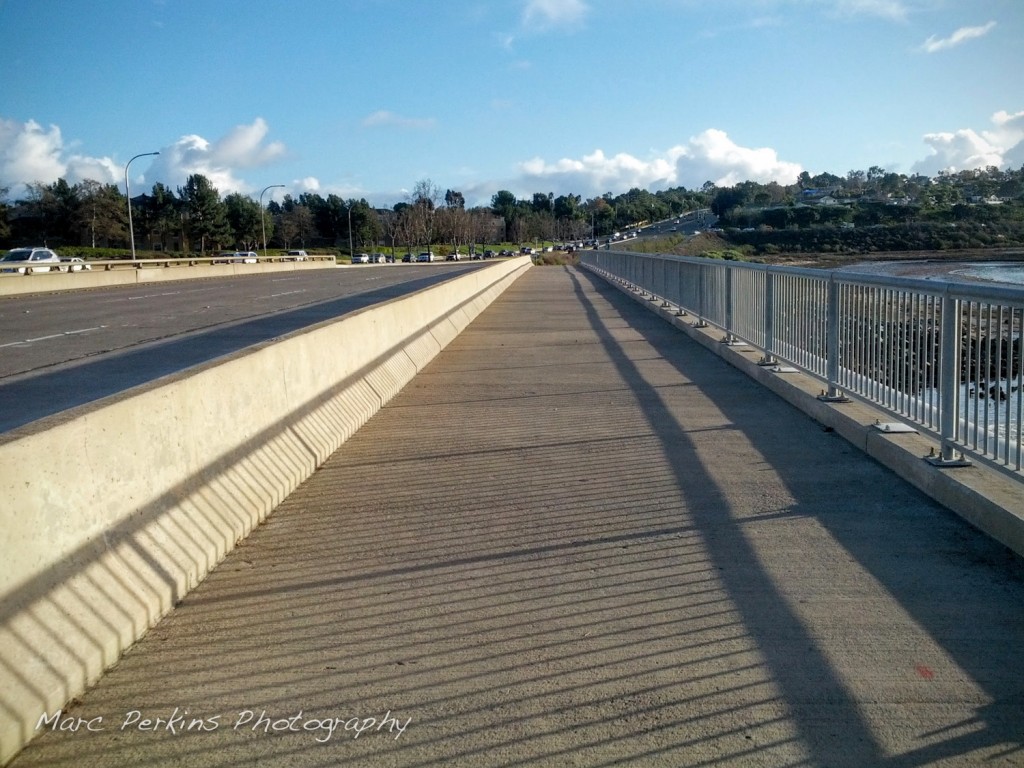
(11, 266, 1024, 767)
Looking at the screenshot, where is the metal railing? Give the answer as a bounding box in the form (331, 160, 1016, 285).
(0, 254, 337, 276)
(582, 250, 1024, 478)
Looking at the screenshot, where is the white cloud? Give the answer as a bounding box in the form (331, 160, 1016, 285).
(0, 118, 80, 193)
(674, 129, 803, 188)
(514, 129, 802, 198)
(993, 110, 1024, 169)
(522, 0, 588, 30)
(0, 116, 289, 198)
(920, 21, 996, 53)
(146, 134, 242, 194)
(361, 110, 437, 130)
(829, 0, 911, 21)
(145, 119, 287, 195)
(913, 129, 1003, 174)
(912, 110, 1024, 175)
(210, 118, 286, 169)
(65, 154, 122, 186)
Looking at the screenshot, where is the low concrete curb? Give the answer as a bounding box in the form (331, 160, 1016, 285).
(0, 256, 531, 766)
(582, 264, 1024, 559)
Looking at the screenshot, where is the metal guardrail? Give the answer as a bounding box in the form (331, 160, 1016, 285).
(0, 254, 337, 276)
(582, 250, 1024, 478)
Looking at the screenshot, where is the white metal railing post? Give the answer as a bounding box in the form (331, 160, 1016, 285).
(760, 271, 777, 365)
(696, 264, 708, 327)
(675, 258, 686, 316)
(930, 291, 969, 465)
(818, 276, 849, 402)
(723, 265, 737, 343)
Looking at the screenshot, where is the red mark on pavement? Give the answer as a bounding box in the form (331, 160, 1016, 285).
(915, 665, 935, 680)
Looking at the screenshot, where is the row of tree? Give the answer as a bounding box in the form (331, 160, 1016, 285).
(0, 175, 708, 256)
(2, 164, 1022, 256)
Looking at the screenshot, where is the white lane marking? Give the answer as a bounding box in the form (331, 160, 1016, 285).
(266, 290, 306, 298)
(63, 325, 107, 336)
(127, 291, 183, 301)
(2, 325, 107, 347)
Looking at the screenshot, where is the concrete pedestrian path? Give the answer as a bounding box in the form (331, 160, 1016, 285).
(11, 266, 1024, 767)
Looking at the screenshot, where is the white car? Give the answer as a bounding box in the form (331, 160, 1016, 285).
(234, 251, 258, 263)
(416, 252, 436, 262)
(61, 257, 92, 272)
(352, 253, 370, 264)
(0, 247, 61, 274)
(286, 250, 308, 261)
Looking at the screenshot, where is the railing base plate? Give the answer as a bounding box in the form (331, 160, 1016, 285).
(925, 456, 973, 468)
(873, 422, 917, 434)
(817, 394, 851, 403)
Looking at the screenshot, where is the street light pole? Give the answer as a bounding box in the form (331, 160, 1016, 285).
(347, 201, 354, 259)
(125, 151, 159, 260)
(259, 184, 285, 259)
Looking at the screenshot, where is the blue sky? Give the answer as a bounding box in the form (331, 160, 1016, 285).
(2, 0, 1022, 207)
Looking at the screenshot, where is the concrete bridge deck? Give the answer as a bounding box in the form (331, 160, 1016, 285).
(11, 265, 1024, 767)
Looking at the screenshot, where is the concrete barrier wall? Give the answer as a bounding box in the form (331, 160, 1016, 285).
(0, 256, 531, 765)
(0, 258, 336, 297)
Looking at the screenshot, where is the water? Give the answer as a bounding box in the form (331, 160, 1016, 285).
(950, 263, 1024, 286)
(837, 260, 1024, 286)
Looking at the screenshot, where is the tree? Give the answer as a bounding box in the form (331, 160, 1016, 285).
(278, 204, 315, 248)
(0, 186, 10, 242)
(710, 187, 746, 217)
(224, 192, 263, 250)
(310, 193, 348, 246)
(143, 182, 183, 252)
(407, 179, 441, 249)
(467, 208, 503, 250)
(178, 174, 230, 254)
(346, 198, 379, 252)
(73, 180, 126, 248)
(490, 190, 519, 242)
(444, 189, 465, 209)
(17, 180, 78, 245)
(587, 196, 614, 237)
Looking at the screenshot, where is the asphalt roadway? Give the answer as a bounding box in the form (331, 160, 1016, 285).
(10, 266, 1024, 767)
(0, 264, 483, 434)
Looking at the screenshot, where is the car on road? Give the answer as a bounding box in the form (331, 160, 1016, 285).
(285, 250, 308, 261)
(401, 253, 414, 263)
(0, 247, 62, 274)
(213, 251, 258, 264)
(369, 253, 389, 264)
(60, 257, 91, 272)
(416, 252, 436, 262)
(351, 253, 370, 264)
